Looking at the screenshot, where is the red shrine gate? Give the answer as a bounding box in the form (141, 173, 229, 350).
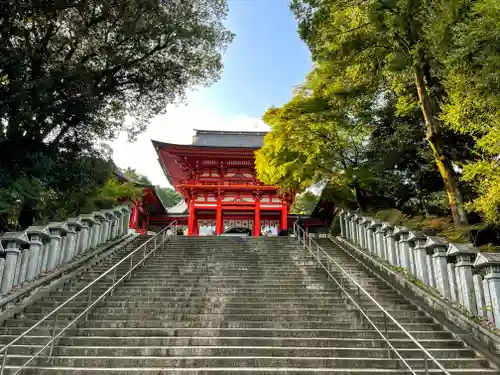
(148, 130, 294, 236)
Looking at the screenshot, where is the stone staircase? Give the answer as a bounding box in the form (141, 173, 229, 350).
(0, 236, 498, 374)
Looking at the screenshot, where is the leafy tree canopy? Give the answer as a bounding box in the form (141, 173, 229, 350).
(291, 191, 319, 215)
(123, 168, 153, 186)
(0, 0, 233, 229)
(288, 0, 473, 226)
(156, 187, 182, 208)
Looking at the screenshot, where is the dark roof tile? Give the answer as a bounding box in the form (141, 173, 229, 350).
(192, 130, 267, 148)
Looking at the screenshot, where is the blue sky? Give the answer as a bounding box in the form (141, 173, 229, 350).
(111, 0, 312, 186)
(205, 0, 312, 117)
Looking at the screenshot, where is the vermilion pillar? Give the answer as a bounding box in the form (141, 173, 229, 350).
(281, 202, 288, 231)
(144, 213, 150, 233)
(129, 201, 140, 229)
(188, 201, 195, 236)
(216, 200, 222, 235)
(254, 200, 261, 237)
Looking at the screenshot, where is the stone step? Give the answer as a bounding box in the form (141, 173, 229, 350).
(56, 288, 399, 298)
(41, 293, 406, 305)
(27, 299, 417, 309)
(114, 280, 389, 287)
(23, 306, 428, 318)
(2, 367, 497, 374)
(46, 284, 390, 294)
(0, 335, 464, 349)
(1, 328, 455, 340)
(3, 355, 490, 369)
(4, 318, 443, 330)
(16, 312, 434, 324)
(6, 345, 476, 359)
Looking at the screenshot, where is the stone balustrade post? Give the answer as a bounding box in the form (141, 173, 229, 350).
(0, 232, 29, 295)
(356, 216, 366, 248)
(0, 243, 4, 291)
(339, 210, 347, 237)
(354, 214, 364, 249)
(46, 223, 68, 271)
(446, 260, 458, 303)
(99, 213, 110, 245)
(367, 220, 382, 256)
(117, 206, 126, 238)
(59, 234, 68, 266)
(350, 213, 358, 244)
(65, 219, 82, 262)
(112, 208, 124, 239)
(409, 231, 428, 285)
(91, 212, 104, 248)
(394, 227, 410, 270)
(354, 216, 364, 249)
(108, 210, 117, 240)
(375, 223, 388, 260)
(79, 215, 95, 253)
(360, 217, 371, 251)
(447, 243, 477, 312)
(110, 209, 120, 239)
(344, 212, 354, 242)
(350, 214, 359, 245)
(426, 237, 450, 298)
(382, 224, 396, 265)
(25, 226, 50, 282)
(101, 211, 113, 242)
(472, 274, 488, 319)
(474, 253, 500, 328)
(15, 245, 30, 286)
(122, 205, 132, 236)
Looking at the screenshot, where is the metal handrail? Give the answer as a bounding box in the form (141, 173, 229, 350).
(294, 223, 452, 375)
(0, 221, 177, 374)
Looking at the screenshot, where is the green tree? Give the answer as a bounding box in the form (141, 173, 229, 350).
(291, 191, 319, 215)
(0, 0, 233, 226)
(428, 0, 500, 225)
(123, 168, 152, 186)
(257, 68, 383, 211)
(156, 187, 182, 208)
(290, 0, 469, 226)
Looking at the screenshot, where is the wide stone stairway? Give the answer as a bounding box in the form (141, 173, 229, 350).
(0, 236, 498, 374)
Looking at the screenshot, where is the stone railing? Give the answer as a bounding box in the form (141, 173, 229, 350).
(338, 209, 500, 329)
(0, 205, 132, 297)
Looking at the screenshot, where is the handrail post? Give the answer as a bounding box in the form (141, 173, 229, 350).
(424, 354, 429, 375)
(383, 313, 390, 357)
(48, 311, 59, 361)
(111, 267, 117, 296)
(85, 286, 92, 321)
(128, 254, 133, 279)
(1, 346, 8, 375)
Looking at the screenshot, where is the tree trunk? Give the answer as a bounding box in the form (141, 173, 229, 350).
(413, 63, 468, 227)
(353, 179, 366, 212)
(18, 201, 37, 230)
